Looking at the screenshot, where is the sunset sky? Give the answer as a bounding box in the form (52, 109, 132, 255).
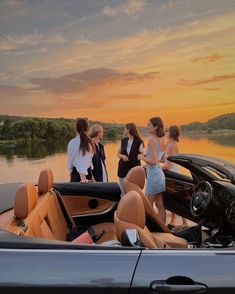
(0, 0, 235, 126)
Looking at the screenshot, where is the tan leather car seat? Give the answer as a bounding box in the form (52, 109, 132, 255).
(37, 169, 118, 244)
(114, 190, 188, 248)
(5, 183, 56, 240)
(124, 166, 171, 233)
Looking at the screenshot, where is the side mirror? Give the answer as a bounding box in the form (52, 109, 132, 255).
(121, 229, 143, 247)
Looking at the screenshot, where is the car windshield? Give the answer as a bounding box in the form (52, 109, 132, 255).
(202, 165, 231, 182)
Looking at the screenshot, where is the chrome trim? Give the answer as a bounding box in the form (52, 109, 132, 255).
(72, 202, 117, 218)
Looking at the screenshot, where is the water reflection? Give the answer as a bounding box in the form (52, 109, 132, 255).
(0, 140, 68, 161)
(183, 134, 235, 147)
(0, 134, 235, 184)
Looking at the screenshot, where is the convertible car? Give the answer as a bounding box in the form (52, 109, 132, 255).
(0, 153, 235, 293)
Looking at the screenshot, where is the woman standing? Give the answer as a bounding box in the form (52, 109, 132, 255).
(67, 118, 96, 183)
(117, 123, 144, 195)
(138, 117, 166, 223)
(162, 125, 180, 172)
(162, 125, 187, 226)
(88, 124, 108, 182)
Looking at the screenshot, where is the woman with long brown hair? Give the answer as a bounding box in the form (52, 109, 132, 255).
(117, 123, 144, 195)
(67, 118, 96, 182)
(138, 117, 166, 223)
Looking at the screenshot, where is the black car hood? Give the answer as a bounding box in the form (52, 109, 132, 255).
(168, 153, 235, 183)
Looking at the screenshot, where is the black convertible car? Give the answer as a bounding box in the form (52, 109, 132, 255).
(0, 153, 235, 294)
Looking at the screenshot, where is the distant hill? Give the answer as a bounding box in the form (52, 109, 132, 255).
(181, 113, 235, 132)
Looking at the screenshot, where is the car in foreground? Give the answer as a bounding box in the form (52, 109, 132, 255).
(0, 153, 235, 293)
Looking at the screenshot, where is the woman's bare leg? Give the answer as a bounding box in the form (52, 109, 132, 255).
(182, 217, 188, 226)
(170, 213, 176, 225)
(147, 193, 166, 223)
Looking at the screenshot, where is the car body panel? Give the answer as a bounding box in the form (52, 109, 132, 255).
(0, 248, 140, 294)
(132, 249, 235, 294)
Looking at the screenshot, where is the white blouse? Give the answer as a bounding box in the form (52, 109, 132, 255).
(67, 135, 93, 175)
(124, 139, 144, 156)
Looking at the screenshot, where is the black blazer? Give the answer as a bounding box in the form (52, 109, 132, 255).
(117, 137, 142, 178)
(92, 143, 108, 182)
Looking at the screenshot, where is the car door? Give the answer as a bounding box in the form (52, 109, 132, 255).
(54, 182, 121, 226)
(0, 239, 140, 294)
(131, 248, 235, 294)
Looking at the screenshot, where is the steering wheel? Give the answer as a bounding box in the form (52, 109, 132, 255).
(190, 181, 213, 218)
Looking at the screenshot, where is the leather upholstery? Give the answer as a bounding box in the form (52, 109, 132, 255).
(114, 191, 165, 249)
(124, 167, 171, 233)
(115, 190, 187, 249)
(38, 169, 54, 194)
(124, 166, 146, 190)
(36, 169, 117, 243)
(14, 183, 38, 219)
(116, 191, 145, 229)
(6, 169, 117, 244)
(153, 232, 188, 248)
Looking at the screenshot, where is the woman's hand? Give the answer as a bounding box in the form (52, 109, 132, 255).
(138, 153, 145, 160)
(80, 173, 89, 183)
(121, 155, 129, 162)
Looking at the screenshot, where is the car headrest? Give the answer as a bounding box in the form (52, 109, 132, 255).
(125, 166, 145, 190)
(116, 191, 145, 229)
(14, 183, 38, 219)
(38, 169, 54, 195)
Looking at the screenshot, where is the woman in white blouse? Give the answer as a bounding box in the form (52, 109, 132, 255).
(67, 118, 96, 183)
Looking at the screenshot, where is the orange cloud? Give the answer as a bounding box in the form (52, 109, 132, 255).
(191, 52, 225, 64)
(180, 73, 235, 85)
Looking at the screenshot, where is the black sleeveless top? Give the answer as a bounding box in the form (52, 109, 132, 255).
(117, 137, 142, 178)
(92, 143, 108, 182)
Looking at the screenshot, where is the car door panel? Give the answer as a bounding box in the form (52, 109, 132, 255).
(54, 182, 121, 226)
(0, 248, 140, 294)
(131, 250, 235, 294)
(61, 195, 114, 217)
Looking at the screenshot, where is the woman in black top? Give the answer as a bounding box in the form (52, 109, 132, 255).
(89, 124, 108, 182)
(117, 123, 144, 195)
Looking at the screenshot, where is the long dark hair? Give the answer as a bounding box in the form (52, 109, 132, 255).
(169, 125, 180, 142)
(76, 118, 95, 155)
(149, 117, 165, 138)
(126, 123, 144, 146)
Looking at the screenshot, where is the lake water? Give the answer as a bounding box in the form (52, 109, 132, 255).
(0, 134, 235, 184)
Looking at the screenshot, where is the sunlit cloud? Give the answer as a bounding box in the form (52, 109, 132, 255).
(191, 53, 225, 64)
(201, 88, 220, 91)
(101, 5, 117, 17)
(122, 0, 146, 16)
(29, 68, 160, 93)
(102, 0, 146, 18)
(0, 32, 67, 53)
(180, 73, 235, 86)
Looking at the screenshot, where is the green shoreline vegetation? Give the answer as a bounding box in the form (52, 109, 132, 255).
(0, 115, 124, 143)
(0, 113, 234, 143)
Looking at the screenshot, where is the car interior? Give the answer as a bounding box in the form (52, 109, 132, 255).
(1, 157, 235, 249)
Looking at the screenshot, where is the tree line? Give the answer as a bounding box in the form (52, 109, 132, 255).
(0, 117, 123, 142)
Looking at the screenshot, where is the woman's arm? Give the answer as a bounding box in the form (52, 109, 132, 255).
(161, 144, 175, 170)
(138, 138, 158, 165)
(117, 147, 129, 162)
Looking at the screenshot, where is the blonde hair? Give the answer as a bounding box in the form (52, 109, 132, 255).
(88, 124, 103, 138)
